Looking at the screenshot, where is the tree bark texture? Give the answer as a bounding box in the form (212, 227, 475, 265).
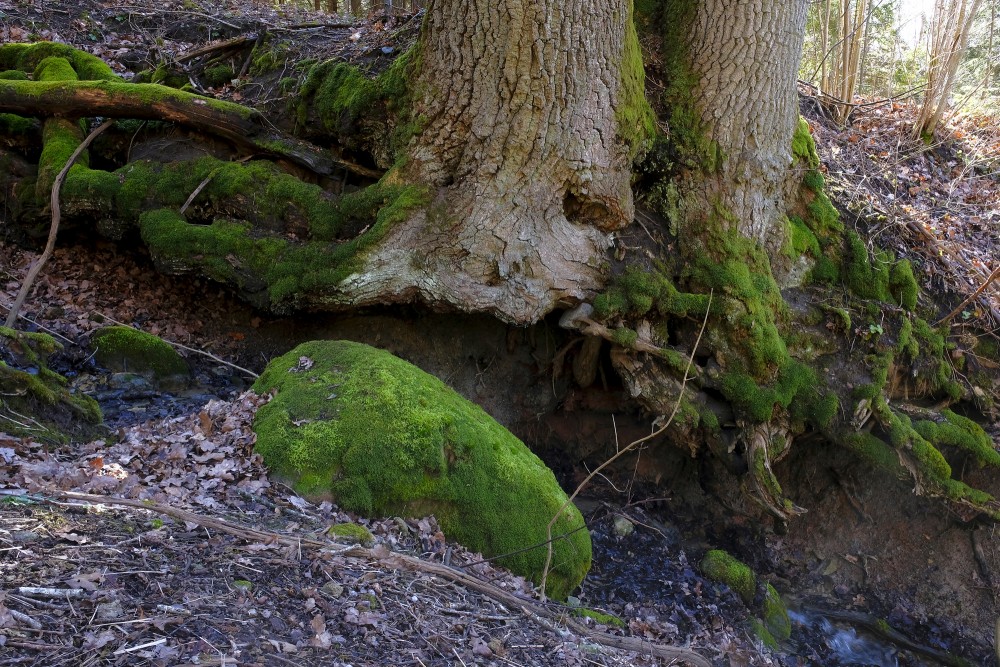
(676, 0, 809, 255)
(341, 0, 638, 324)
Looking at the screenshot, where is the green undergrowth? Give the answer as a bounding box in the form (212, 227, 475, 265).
(9, 45, 430, 314)
(843, 230, 918, 309)
(252, 340, 592, 599)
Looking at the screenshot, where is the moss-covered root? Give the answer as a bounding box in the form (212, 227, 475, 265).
(252, 340, 592, 599)
(701, 549, 791, 646)
(0, 326, 102, 442)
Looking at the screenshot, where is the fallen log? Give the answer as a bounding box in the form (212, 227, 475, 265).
(0, 79, 382, 180)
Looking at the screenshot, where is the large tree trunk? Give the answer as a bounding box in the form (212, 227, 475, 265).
(339, 0, 642, 324)
(671, 0, 809, 257)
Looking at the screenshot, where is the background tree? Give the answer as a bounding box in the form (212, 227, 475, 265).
(914, 0, 983, 137)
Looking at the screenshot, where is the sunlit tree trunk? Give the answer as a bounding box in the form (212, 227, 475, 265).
(914, 0, 983, 138)
(343, 0, 646, 323)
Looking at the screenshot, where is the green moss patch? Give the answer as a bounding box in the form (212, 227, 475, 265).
(297, 45, 422, 161)
(327, 522, 375, 547)
(252, 341, 592, 598)
(701, 549, 755, 603)
(616, 1, 657, 158)
(702, 549, 790, 645)
(91, 326, 189, 379)
(0, 327, 102, 442)
(0, 42, 118, 81)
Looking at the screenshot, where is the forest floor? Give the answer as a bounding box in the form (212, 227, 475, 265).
(2, 0, 1000, 665)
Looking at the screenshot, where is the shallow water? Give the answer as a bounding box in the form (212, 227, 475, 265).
(789, 610, 899, 666)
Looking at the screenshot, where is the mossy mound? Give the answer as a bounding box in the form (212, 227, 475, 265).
(251, 340, 592, 598)
(327, 522, 375, 547)
(91, 326, 189, 379)
(0, 327, 102, 442)
(702, 549, 791, 643)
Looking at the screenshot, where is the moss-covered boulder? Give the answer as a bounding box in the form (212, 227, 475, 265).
(252, 340, 592, 598)
(91, 326, 189, 380)
(702, 549, 791, 644)
(0, 327, 102, 442)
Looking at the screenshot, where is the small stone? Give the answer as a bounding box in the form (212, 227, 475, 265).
(11, 531, 40, 544)
(95, 600, 124, 621)
(322, 581, 345, 598)
(613, 516, 634, 538)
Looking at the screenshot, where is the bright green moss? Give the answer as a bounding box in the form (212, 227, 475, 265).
(844, 230, 891, 301)
(749, 618, 779, 650)
(852, 353, 892, 401)
(36, 118, 86, 198)
(612, 327, 639, 348)
(327, 522, 375, 547)
(0, 42, 117, 80)
(791, 389, 839, 430)
(787, 216, 820, 259)
(811, 254, 840, 283)
(251, 341, 591, 599)
(616, 1, 657, 158)
(701, 549, 756, 604)
(762, 582, 791, 641)
(151, 65, 187, 89)
(914, 410, 1000, 468)
(802, 169, 825, 193)
(912, 437, 952, 482)
(721, 361, 817, 424)
(805, 191, 843, 237)
(203, 64, 235, 88)
(896, 317, 918, 358)
(792, 117, 820, 171)
(573, 608, 626, 628)
(941, 479, 994, 507)
(298, 44, 423, 160)
(34, 56, 77, 82)
(91, 326, 189, 378)
(889, 259, 918, 310)
(0, 113, 36, 134)
(844, 432, 906, 477)
(0, 70, 28, 80)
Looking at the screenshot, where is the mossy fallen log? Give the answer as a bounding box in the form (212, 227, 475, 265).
(0, 77, 380, 180)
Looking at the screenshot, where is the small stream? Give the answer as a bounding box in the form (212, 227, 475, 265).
(788, 610, 901, 666)
(580, 508, 959, 666)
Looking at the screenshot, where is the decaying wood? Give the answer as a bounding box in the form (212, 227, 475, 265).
(176, 36, 255, 63)
(46, 491, 712, 667)
(16, 586, 87, 599)
(0, 80, 382, 180)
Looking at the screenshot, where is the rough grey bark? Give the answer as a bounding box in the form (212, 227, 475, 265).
(681, 0, 810, 255)
(340, 0, 637, 324)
